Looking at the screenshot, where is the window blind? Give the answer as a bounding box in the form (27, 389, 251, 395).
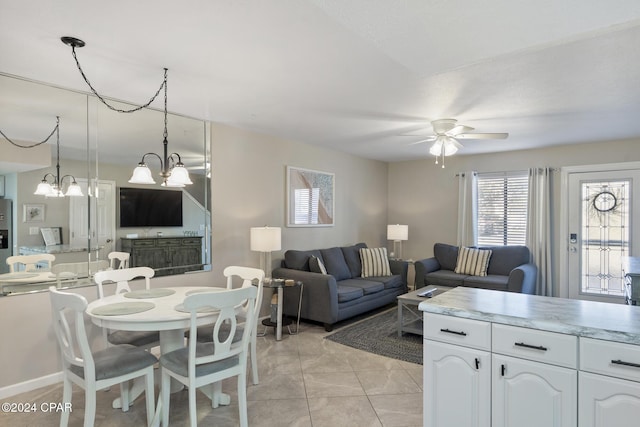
(476, 171, 529, 246)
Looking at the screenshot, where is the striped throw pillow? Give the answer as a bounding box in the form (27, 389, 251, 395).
(454, 247, 492, 276)
(360, 248, 392, 277)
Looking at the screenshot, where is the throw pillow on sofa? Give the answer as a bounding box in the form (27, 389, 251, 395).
(309, 255, 328, 274)
(454, 247, 492, 276)
(360, 247, 391, 277)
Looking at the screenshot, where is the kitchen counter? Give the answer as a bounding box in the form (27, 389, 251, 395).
(419, 286, 640, 345)
(19, 245, 100, 254)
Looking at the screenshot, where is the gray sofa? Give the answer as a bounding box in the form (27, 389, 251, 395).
(414, 243, 537, 294)
(273, 243, 408, 331)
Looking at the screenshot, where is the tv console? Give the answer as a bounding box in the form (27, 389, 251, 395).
(120, 236, 203, 277)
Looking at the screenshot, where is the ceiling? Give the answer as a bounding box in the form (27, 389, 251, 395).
(2, 1, 640, 162)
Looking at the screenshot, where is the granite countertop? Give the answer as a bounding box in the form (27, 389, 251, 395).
(20, 245, 99, 254)
(419, 287, 640, 345)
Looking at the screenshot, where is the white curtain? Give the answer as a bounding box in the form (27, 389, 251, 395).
(527, 167, 553, 296)
(457, 171, 477, 247)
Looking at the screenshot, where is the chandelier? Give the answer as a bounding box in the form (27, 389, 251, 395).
(61, 36, 192, 187)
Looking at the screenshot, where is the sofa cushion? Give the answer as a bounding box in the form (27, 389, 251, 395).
(320, 247, 352, 280)
(366, 274, 404, 290)
(341, 243, 367, 278)
(463, 274, 509, 291)
(309, 255, 328, 274)
(434, 243, 459, 271)
(284, 249, 323, 271)
(425, 270, 468, 287)
(454, 247, 492, 276)
(481, 245, 530, 276)
(337, 285, 364, 303)
(341, 278, 384, 295)
(360, 248, 391, 277)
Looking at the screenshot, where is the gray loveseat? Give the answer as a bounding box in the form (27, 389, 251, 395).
(273, 243, 408, 331)
(414, 243, 537, 294)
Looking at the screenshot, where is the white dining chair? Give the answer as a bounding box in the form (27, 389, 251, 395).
(160, 286, 258, 427)
(192, 266, 265, 385)
(108, 251, 130, 270)
(6, 254, 55, 272)
(49, 287, 157, 427)
(51, 260, 109, 288)
(93, 266, 160, 349)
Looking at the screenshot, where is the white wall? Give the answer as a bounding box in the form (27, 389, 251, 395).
(0, 121, 389, 393)
(388, 137, 640, 296)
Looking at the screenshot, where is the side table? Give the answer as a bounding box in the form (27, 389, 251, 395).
(257, 278, 303, 340)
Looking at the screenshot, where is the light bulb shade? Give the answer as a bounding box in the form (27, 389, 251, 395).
(34, 180, 53, 195)
(129, 164, 156, 184)
(250, 226, 282, 252)
(46, 185, 65, 198)
(167, 164, 193, 186)
(387, 224, 408, 241)
(65, 182, 84, 196)
(429, 139, 443, 156)
(443, 140, 459, 156)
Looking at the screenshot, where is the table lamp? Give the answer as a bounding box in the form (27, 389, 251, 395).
(250, 226, 281, 278)
(387, 224, 408, 260)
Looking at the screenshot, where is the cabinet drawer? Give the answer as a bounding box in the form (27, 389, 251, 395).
(581, 337, 640, 382)
(181, 238, 202, 246)
(492, 324, 577, 369)
(131, 239, 155, 247)
(157, 238, 181, 247)
(424, 313, 491, 350)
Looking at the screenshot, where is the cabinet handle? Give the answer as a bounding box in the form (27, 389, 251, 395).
(514, 342, 548, 351)
(501, 364, 506, 376)
(440, 328, 467, 336)
(475, 358, 480, 370)
(612, 359, 640, 369)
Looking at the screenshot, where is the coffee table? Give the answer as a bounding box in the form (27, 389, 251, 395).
(397, 285, 452, 336)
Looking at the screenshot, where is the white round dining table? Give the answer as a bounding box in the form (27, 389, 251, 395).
(86, 286, 228, 415)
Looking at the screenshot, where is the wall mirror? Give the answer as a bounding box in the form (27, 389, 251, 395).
(0, 73, 211, 296)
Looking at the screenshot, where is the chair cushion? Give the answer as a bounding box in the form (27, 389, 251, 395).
(454, 247, 492, 276)
(463, 274, 509, 291)
(337, 285, 364, 303)
(309, 255, 328, 274)
(341, 243, 367, 278)
(192, 323, 244, 343)
(70, 344, 157, 380)
(340, 279, 384, 295)
(434, 243, 459, 271)
(284, 249, 323, 271)
(320, 247, 352, 280)
(160, 343, 239, 377)
(366, 274, 404, 290)
(108, 330, 160, 347)
(359, 248, 391, 277)
(425, 270, 468, 287)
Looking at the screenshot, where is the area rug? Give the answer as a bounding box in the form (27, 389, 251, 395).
(325, 308, 423, 365)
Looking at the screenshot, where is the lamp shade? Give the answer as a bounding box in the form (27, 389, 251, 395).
(64, 182, 84, 197)
(387, 224, 408, 241)
(250, 226, 282, 252)
(167, 164, 193, 186)
(129, 163, 156, 184)
(34, 180, 54, 195)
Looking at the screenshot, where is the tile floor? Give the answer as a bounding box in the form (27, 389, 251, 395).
(0, 319, 423, 427)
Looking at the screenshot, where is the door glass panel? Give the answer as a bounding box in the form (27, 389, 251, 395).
(580, 180, 630, 296)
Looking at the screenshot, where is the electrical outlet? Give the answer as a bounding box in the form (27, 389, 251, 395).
(29, 227, 39, 235)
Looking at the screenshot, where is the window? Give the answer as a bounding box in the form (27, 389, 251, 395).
(476, 171, 529, 246)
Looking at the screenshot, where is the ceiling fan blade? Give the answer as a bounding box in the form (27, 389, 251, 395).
(450, 138, 464, 150)
(408, 136, 436, 145)
(448, 125, 474, 136)
(456, 132, 509, 140)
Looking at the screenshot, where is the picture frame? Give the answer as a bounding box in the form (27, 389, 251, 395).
(23, 203, 45, 222)
(287, 166, 335, 227)
(41, 227, 62, 246)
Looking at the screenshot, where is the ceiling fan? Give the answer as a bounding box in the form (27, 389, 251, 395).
(408, 119, 508, 167)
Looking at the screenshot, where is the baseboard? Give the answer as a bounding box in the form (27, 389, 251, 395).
(0, 371, 62, 399)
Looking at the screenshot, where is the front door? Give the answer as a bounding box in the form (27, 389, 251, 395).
(69, 179, 116, 256)
(566, 165, 640, 302)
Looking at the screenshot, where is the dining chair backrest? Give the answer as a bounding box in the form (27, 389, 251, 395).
(94, 266, 154, 299)
(6, 254, 55, 272)
(108, 251, 130, 270)
(184, 286, 258, 368)
(49, 287, 94, 380)
(224, 266, 265, 318)
(52, 260, 110, 288)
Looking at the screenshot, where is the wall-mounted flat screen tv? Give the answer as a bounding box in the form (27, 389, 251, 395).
(119, 187, 183, 227)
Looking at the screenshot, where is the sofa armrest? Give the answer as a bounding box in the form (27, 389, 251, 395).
(272, 267, 339, 324)
(413, 257, 441, 289)
(507, 263, 538, 294)
(389, 259, 409, 286)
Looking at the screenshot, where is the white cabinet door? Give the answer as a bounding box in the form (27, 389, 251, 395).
(492, 354, 577, 427)
(424, 339, 491, 427)
(579, 371, 640, 427)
